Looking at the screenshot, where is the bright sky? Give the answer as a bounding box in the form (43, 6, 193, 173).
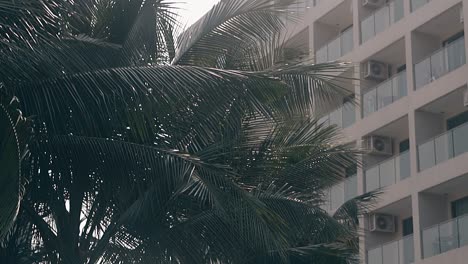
(175, 0, 220, 27)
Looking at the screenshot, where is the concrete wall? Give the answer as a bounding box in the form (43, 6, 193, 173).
(418, 193, 449, 229)
(313, 22, 340, 49)
(414, 111, 445, 144)
(411, 32, 441, 63)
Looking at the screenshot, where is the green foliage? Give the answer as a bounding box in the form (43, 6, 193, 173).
(0, 94, 32, 241)
(0, 0, 373, 263)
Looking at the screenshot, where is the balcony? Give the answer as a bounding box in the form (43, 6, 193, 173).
(411, 0, 430, 12)
(361, 0, 405, 43)
(363, 70, 407, 117)
(323, 174, 357, 212)
(422, 214, 468, 259)
(319, 101, 356, 129)
(367, 235, 414, 264)
(414, 36, 466, 90)
(316, 26, 354, 63)
(365, 151, 411, 192)
(417, 122, 468, 171)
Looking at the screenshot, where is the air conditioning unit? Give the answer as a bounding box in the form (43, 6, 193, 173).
(463, 87, 468, 107)
(364, 60, 388, 81)
(362, 0, 385, 8)
(365, 135, 393, 156)
(369, 213, 396, 233)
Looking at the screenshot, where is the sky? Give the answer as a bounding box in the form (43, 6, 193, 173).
(175, 0, 220, 27)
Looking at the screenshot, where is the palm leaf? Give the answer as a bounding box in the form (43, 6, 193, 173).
(173, 0, 288, 66)
(0, 95, 31, 240)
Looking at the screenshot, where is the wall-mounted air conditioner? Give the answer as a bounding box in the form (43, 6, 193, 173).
(369, 213, 396, 233)
(364, 135, 393, 156)
(364, 60, 388, 81)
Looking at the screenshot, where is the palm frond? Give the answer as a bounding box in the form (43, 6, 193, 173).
(0, 102, 21, 240)
(333, 191, 381, 224)
(0, 0, 375, 262)
(173, 0, 287, 66)
(0, 0, 62, 49)
(0, 94, 31, 240)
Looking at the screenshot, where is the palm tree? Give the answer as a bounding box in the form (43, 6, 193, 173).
(0, 0, 373, 263)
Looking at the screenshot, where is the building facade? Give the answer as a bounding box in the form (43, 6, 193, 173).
(279, 0, 468, 263)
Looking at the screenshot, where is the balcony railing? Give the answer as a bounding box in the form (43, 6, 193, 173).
(319, 101, 356, 129)
(316, 26, 354, 63)
(417, 122, 468, 171)
(365, 150, 410, 192)
(414, 36, 466, 89)
(422, 214, 468, 259)
(367, 235, 414, 264)
(411, 0, 430, 12)
(361, 0, 404, 43)
(363, 70, 407, 117)
(323, 174, 357, 212)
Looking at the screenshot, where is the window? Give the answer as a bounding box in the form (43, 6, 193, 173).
(397, 64, 406, 73)
(399, 139, 410, 153)
(443, 31, 465, 47)
(452, 196, 468, 218)
(402, 217, 413, 236)
(447, 110, 468, 130)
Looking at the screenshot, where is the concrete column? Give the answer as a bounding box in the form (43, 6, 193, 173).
(309, 22, 316, 63)
(359, 219, 368, 264)
(405, 31, 420, 183)
(411, 193, 423, 262)
(404, 0, 412, 17)
(463, 0, 468, 58)
(405, 18, 422, 261)
(354, 64, 363, 122)
(353, 2, 365, 262)
(352, 0, 361, 49)
(405, 32, 415, 95)
(356, 133, 367, 264)
(408, 110, 419, 178)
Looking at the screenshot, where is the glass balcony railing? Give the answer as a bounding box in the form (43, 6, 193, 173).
(414, 36, 466, 89)
(365, 151, 411, 192)
(361, 0, 404, 43)
(323, 174, 357, 212)
(411, 0, 430, 12)
(363, 71, 407, 117)
(422, 214, 468, 259)
(417, 122, 468, 171)
(368, 235, 414, 264)
(319, 101, 356, 129)
(316, 26, 354, 63)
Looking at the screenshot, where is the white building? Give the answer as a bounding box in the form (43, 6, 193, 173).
(279, 0, 468, 263)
